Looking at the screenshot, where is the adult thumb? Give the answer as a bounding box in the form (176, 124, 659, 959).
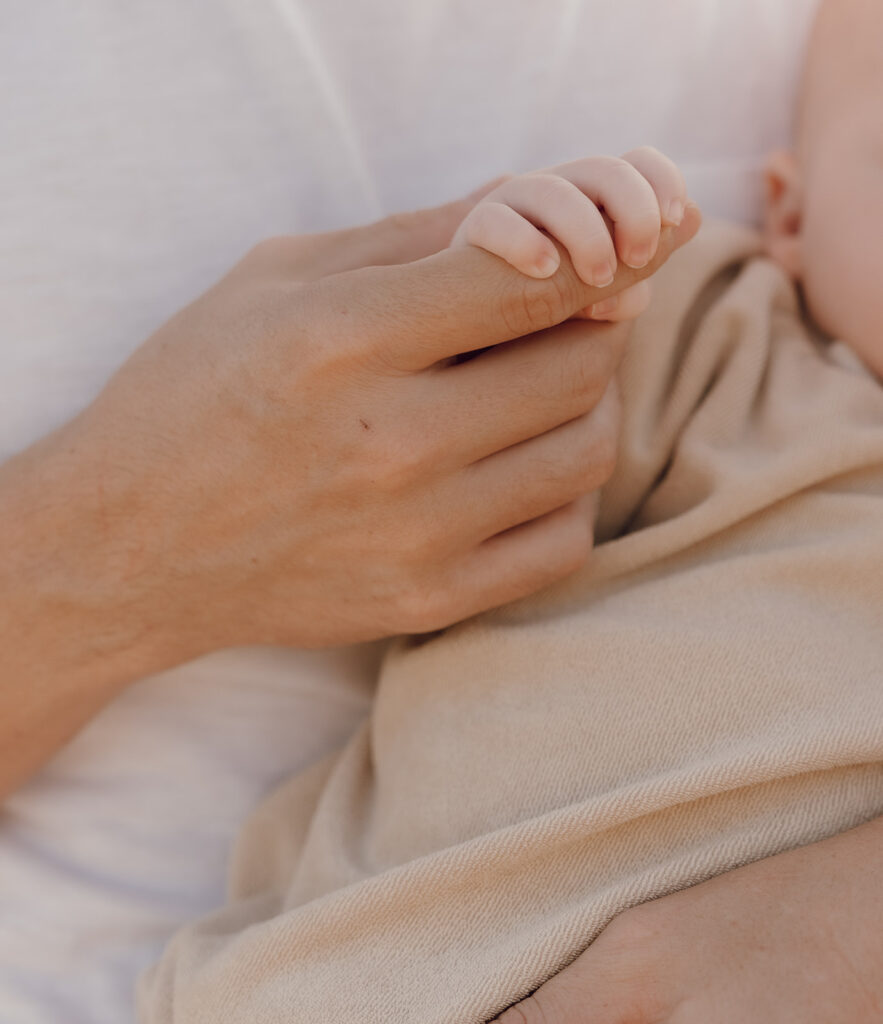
(266, 174, 513, 283)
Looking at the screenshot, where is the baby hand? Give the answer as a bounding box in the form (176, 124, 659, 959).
(451, 147, 687, 321)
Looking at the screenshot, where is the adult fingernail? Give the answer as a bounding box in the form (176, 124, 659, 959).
(590, 260, 616, 288)
(666, 198, 685, 225)
(590, 295, 619, 318)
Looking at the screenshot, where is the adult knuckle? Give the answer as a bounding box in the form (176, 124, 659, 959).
(396, 528, 433, 570)
(549, 272, 584, 317)
(372, 436, 423, 493)
(528, 451, 565, 493)
(560, 347, 605, 406)
(500, 288, 542, 338)
(511, 352, 551, 402)
(524, 283, 565, 333)
(390, 497, 447, 569)
(273, 279, 333, 366)
(395, 579, 445, 634)
(509, 272, 576, 336)
(220, 279, 302, 367)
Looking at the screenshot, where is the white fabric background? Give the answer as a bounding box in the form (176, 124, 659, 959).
(0, 1, 819, 1020)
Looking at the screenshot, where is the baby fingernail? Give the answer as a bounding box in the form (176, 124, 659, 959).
(590, 260, 616, 288)
(534, 252, 560, 278)
(624, 244, 652, 269)
(590, 295, 619, 318)
(666, 199, 685, 225)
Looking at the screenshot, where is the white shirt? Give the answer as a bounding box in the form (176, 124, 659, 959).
(0, 2, 819, 1020)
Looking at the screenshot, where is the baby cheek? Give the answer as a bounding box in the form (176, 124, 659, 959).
(800, 190, 883, 379)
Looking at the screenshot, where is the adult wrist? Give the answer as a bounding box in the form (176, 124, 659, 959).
(0, 417, 193, 700)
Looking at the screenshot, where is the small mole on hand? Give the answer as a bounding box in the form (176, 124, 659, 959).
(359, 418, 371, 430)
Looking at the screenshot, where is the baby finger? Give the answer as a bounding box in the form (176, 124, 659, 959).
(454, 201, 561, 279)
(621, 146, 688, 227)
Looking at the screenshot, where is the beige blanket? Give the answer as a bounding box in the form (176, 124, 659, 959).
(138, 222, 883, 1023)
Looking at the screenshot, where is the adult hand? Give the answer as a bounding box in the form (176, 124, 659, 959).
(0, 192, 699, 796)
(494, 814, 883, 1023)
(7, 199, 699, 652)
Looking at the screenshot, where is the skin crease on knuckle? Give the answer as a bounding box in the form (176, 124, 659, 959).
(555, 322, 623, 409)
(559, 344, 608, 408)
(504, 269, 581, 339)
(506, 336, 600, 414)
(533, 416, 613, 500)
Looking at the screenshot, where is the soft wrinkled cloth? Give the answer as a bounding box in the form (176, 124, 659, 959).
(138, 222, 883, 1024)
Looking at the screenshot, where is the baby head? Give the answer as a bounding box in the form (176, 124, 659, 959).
(764, 0, 883, 378)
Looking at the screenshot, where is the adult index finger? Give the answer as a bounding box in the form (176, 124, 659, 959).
(290, 178, 513, 282)
(309, 202, 700, 374)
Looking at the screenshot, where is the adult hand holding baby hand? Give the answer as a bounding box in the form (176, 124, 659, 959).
(0, 180, 698, 794)
(453, 147, 689, 323)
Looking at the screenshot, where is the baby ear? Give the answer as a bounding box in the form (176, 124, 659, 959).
(762, 150, 804, 279)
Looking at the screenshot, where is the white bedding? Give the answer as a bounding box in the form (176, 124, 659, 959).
(0, 1, 820, 1020)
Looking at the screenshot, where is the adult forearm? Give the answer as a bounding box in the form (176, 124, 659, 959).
(0, 421, 187, 800)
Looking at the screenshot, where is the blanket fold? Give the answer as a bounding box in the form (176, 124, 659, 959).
(138, 221, 883, 1024)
